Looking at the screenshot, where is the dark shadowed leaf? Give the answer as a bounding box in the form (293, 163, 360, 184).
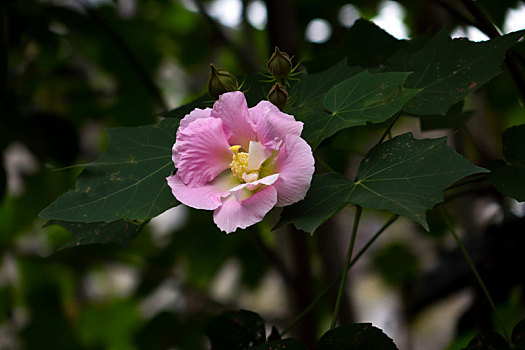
(44, 220, 143, 249)
(267, 326, 281, 342)
(512, 318, 525, 349)
(300, 71, 420, 149)
(462, 331, 510, 350)
(205, 310, 266, 350)
(316, 323, 398, 350)
(253, 338, 306, 350)
(489, 125, 525, 202)
(40, 118, 179, 222)
(386, 30, 525, 115)
(279, 133, 486, 233)
(342, 19, 406, 68)
(419, 102, 473, 131)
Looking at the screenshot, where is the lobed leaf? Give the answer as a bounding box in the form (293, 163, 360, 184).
(386, 30, 525, 115)
(279, 133, 487, 233)
(288, 59, 361, 113)
(40, 118, 179, 223)
(299, 71, 420, 149)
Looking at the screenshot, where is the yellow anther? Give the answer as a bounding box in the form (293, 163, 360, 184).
(230, 145, 241, 154)
(229, 144, 259, 182)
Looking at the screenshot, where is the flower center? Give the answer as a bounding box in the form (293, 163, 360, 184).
(230, 145, 260, 183)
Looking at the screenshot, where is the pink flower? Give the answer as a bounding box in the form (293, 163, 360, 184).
(166, 91, 315, 233)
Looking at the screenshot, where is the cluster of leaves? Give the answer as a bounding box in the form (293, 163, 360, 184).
(5, 0, 521, 346)
(205, 310, 398, 350)
(40, 21, 524, 245)
(205, 309, 525, 349)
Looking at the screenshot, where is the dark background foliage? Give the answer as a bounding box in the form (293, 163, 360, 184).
(1, 0, 524, 349)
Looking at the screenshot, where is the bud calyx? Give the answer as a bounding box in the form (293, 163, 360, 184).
(208, 64, 239, 99)
(268, 83, 288, 110)
(267, 47, 293, 81)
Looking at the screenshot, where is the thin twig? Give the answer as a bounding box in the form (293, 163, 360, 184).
(442, 212, 511, 343)
(432, 0, 477, 28)
(330, 206, 362, 329)
(279, 214, 399, 336)
(459, 0, 500, 37)
(378, 113, 401, 144)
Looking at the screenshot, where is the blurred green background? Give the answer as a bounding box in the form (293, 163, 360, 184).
(1, 0, 525, 349)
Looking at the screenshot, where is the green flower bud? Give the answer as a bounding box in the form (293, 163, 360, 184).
(207, 64, 239, 99)
(267, 47, 293, 81)
(268, 83, 288, 110)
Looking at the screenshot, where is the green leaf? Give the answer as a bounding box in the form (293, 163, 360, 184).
(512, 318, 525, 349)
(288, 59, 362, 113)
(489, 125, 525, 202)
(385, 30, 525, 115)
(279, 133, 487, 233)
(44, 220, 143, 249)
(419, 102, 473, 131)
(40, 118, 179, 223)
(316, 323, 398, 350)
(205, 310, 266, 350)
(342, 19, 406, 68)
(252, 339, 306, 350)
(300, 71, 420, 149)
(276, 173, 353, 234)
(462, 331, 510, 350)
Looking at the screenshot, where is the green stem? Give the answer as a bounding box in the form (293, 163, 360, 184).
(279, 214, 398, 336)
(442, 213, 511, 343)
(330, 205, 362, 329)
(378, 113, 401, 144)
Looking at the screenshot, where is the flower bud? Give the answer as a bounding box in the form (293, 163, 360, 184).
(208, 64, 239, 99)
(268, 83, 288, 110)
(267, 47, 293, 81)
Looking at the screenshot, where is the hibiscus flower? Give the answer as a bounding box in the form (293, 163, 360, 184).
(166, 91, 314, 233)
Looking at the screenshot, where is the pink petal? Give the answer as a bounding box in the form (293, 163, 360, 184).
(249, 100, 280, 125)
(272, 135, 315, 206)
(173, 108, 212, 165)
(179, 107, 213, 130)
(211, 91, 256, 150)
(175, 117, 232, 186)
(166, 172, 238, 210)
(255, 109, 304, 151)
(213, 185, 278, 233)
